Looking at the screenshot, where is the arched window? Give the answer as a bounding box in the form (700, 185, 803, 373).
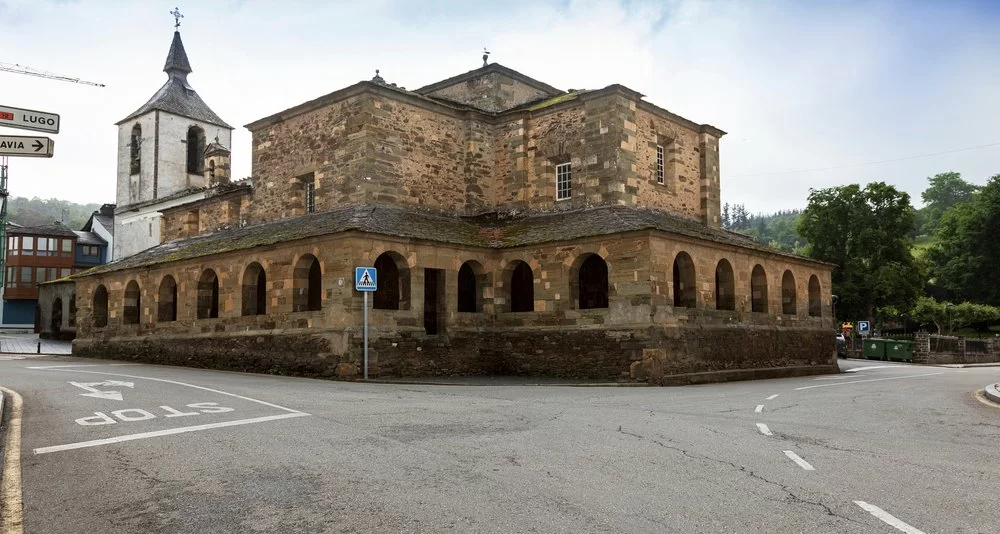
(197, 269, 219, 319)
(130, 124, 141, 175)
(242, 263, 267, 316)
(715, 259, 735, 311)
(69, 292, 77, 327)
(808, 275, 822, 317)
(209, 159, 216, 180)
(457, 261, 483, 313)
(577, 254, 609, 309)
(123, 280, 141, 325)
(782, 270, 797, 315)
(672, 252, 697, 308)
(158, 275, 177, 322)
(508, 261, 534, 312)
(373, 252, 410, 310)
(93, 285, 109, 327)
(293, 255, 322, 312)
(186, 126, 206, 174)
(51, 297, 63, 332)
(751, 265, 768, 313)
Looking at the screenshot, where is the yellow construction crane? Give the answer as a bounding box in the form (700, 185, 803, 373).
(0, 61, 105, 87)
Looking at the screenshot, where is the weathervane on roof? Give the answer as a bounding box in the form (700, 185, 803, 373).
(170, 7, 184, 29)
(482, 47, 490, 67)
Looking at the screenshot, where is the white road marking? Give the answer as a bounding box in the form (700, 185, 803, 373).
(766, 394, 779, 400)
(795, 373, 943, 391)
(756, 423, 772, 436)
(783, 450, 815, 470)
(36, 368, 304, 414)
(845, 365, 902, 373)
(754, 404, 764, 413)
(68, 380, 134, 401)
(854, 501, 926, 534)
(34, 412, 310, 455)
(814, 376, 851, 380)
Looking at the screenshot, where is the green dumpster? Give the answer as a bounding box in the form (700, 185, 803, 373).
(864, 339, 887, 361)
(886, 340, 914, 362)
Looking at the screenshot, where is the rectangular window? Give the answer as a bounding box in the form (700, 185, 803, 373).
(62, 238, 73, 255)
(48, 267, 57, 281)
(556, 163, 572, 201)
(20, 266, 31, 287)
(83, 245, 100, 257)
(37, 237, 49, 256)
(36, 267, 46, 284)
(5, 267, 12, 288)
(305, 179, 315, 213)
(60, 268, 71, 278)
(656, 145, 664, 184)
(7, 236, 16, 257)
(22, 236, 33, 256)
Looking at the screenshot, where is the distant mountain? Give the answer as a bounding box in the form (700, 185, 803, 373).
(722, 203, 807, 254)
(7, 197, 103, 230)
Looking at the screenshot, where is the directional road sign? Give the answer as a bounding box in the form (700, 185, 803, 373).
(0, 134, 54, 158)
(355, 267, 377, 291)
(0, 104, 60, 134)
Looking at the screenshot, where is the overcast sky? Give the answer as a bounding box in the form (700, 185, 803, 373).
(1, 0, 998, 214)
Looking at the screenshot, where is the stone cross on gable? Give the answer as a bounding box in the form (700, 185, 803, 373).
(170, 7, 184, 29)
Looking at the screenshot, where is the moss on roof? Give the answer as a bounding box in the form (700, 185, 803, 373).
(75, 204, 824, 278)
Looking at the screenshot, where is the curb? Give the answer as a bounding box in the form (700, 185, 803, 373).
(985, 384, 1000, 404)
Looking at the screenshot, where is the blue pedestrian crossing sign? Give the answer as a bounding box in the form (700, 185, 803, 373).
(355, 267, 377, 291)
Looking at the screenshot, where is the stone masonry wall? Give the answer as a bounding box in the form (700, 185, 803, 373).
(425, 72, 552, 113)
(74, 230, 833, 383)
(632, 108, 702, 221)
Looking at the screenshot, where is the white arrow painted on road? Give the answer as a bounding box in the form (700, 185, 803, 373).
(68, 380, 135, 401)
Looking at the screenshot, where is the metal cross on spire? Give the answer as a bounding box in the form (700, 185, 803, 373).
(170, 7, 184, 29)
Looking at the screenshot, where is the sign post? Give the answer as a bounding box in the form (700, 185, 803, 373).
(857, 320, 870, 339)
(0, 134, 54, 158)
(355, 267, 377, 379)
(0, 104, 61, 134)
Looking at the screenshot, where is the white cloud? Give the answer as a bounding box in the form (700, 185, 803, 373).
(0, 0, 996, 213)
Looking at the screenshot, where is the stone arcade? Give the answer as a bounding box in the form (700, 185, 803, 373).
(70, 29, 837, 384)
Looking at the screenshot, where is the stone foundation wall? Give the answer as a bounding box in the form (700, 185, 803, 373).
(74, 321, 835, 384)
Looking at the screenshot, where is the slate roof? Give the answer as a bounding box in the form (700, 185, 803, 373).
(116, 31, 232, 129)
(73, 231, 107, 246)
(76, 204, 823, 277)
(8, 222, 78, 238)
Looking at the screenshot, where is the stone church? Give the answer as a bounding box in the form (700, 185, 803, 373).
(71, 28, 837, 384)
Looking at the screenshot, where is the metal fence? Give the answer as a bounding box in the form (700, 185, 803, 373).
(929, 335, 962, 354)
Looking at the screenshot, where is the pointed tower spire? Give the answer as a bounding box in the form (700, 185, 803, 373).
(163, 31, 193, 79)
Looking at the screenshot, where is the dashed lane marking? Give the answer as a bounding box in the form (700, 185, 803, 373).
(756, 423, 772, 436)
(794, 373, 944, 391)
(854, 501, 926, 534)
(814, 376, 851, 380)
(845, 365, 903, 373)
(754, 404, 764, 413)
(783, 450, 815, 471)
(765, 394, 779, 400)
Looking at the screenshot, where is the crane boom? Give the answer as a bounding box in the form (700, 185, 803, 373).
(0, 62, 105, 87)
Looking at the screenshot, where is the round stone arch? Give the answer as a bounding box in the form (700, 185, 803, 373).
(197, 269, 220, 319)
(499, 258, 537, 313)
(715, 258, 736, 311)
(92, 284, 109, 328)
(242, 262, 268, 316)
(672, 251, 697, 308)
(292, 254, 322, 312)
(569, 252, 610, 310)
(750, 264, 768, 313)
(158, 274, 178, 322)
(457, 259, 488, 313)
(808, 274, 822, 317)
(372, 250, 410, 311)
(781, 270, 797, 315)
(123, 280, 141, 325)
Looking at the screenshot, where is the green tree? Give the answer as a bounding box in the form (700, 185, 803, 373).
(909, 296, 1000, 335)
(798, 182, 923, 324)
(919, 171, 980, 235)
(927, 175, 1000, 305)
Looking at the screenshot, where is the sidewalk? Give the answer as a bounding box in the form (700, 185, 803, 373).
(0, 333, 72, 355)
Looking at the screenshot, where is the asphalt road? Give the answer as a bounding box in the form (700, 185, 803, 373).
(1, 355, 999, 533)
